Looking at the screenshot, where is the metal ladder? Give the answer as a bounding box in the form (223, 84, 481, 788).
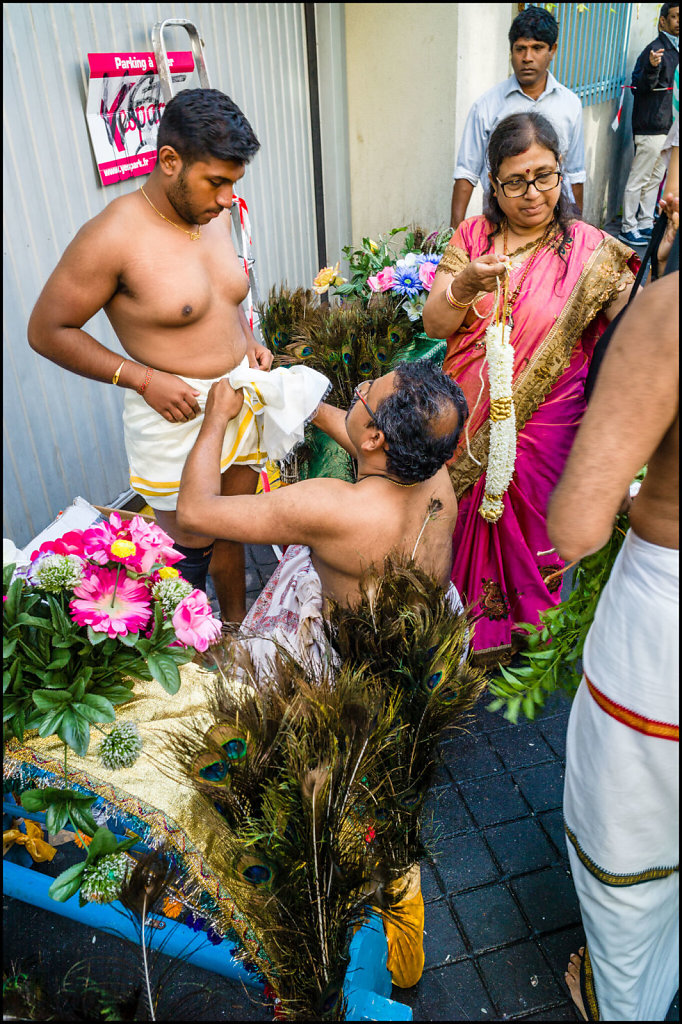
(151, 18, 263, 335)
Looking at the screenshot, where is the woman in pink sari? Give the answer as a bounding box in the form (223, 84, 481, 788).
(423, 112, 639, 666)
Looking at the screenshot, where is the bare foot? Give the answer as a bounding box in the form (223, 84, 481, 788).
(565, 946, 588, 1020)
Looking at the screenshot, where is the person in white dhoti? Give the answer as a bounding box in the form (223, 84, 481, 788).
(177, 356, 471, 988)
(548, 271, 679, 1021)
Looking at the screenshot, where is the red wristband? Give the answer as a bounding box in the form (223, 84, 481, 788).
(137, 366, 154, 396)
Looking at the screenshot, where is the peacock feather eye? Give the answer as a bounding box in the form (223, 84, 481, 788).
(318, 982, 343, 1016)
(358, 360, 373, 377)
(222, 737, 248, 761)
(396, 790, 422, 811)
(375, 347, 388, 363)
(424, 670, 443, 691)
(192, 750, 230, 787)
(235, 853, 275, 887)
(199, 758, 228, 783)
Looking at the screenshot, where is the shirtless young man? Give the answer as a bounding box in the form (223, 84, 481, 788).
(177, 359, 469, 608)
(547, 272, 679, 1021)
(27, 88, 272, 622)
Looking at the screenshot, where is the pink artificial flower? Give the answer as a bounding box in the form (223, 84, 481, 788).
(127, 517, 185, 573)
(30, 530, 87, 561)
(70, 567, 152, 638)
(82, 513, 132, 566)
(367, 266, 395, 293)
(172, 589, 222, 653)
(418, 261, 438, 292)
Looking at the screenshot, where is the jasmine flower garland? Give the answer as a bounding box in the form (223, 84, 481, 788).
(479, 320, 516, 523)
(80, 852, 130, 903)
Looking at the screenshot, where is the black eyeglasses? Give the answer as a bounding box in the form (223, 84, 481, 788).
(354, 382, 377, 422)
(496, 169, 562, 198)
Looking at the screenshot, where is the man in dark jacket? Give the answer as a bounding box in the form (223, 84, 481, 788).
(619, 2, 679, 246)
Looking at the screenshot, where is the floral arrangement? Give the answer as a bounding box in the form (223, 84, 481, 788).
(3, 511, 223, 907)
(4, 511, 221, 757)
(331, 225, 454, 328)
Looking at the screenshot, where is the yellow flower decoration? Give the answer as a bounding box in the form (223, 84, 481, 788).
(368, 239, 380, 253)
(158, 566, 180, 579)
(312, 261, 346, 295)
(110, 539, 137, 558)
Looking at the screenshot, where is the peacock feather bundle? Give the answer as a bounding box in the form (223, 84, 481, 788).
(257, 285, 317, 354)
(324, 555, 487, 875)
(271, 293, 415, 410)
(165, 644, 402, 1020)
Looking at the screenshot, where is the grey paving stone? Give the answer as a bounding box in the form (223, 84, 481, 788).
(477, 941, 563, 1016)
(452, 884, 529, 952)
(431, 751, 453, 786)
(459, 773, 529, 828)
(511, 867, 581, 933)
(522, 1005, 583, 1020)
(514, 762, 565, 813)
(538, 809, 570, 859)
(440, 733, 504, 782)
(484, 818, 556, 876)
(430, 833, 499, 893)
(489, 724, 556, 770)
(423, 899, 466, 967)
(421, 785, 475, 843)
(397, 959, 495, 1020)
(420, 859, 443, 903)
(539, 714, 570, 759)
(247, 544, 279, 568)
(538, 925, 586, 985)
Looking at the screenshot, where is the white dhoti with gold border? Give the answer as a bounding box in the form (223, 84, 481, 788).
(123, 358, 329, 510)
(563, 530, 679, 1021)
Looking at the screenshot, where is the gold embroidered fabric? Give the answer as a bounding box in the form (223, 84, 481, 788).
(4, 664, 274, 978)
(448, 236, 636, 499)
(435, 244, 470, 278)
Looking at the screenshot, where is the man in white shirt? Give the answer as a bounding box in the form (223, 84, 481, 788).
(451, 6, 585, 229)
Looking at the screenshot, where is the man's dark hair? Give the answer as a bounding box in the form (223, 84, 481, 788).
(372, 360, 469, 484)
(509, 6, 558, 48)
(157, 88, 260, 166)
(660, 3, 679, 20)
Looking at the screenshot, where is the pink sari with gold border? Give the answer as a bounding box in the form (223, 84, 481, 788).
(440, 217, 638, 665)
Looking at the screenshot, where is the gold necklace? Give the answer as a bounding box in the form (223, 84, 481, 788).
(139, 186, 201, 241)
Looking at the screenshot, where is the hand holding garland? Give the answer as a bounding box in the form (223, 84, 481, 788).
(423, 254, 509, 338)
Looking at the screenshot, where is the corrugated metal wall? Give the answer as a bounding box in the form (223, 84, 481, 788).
(3, 3, 319, 548)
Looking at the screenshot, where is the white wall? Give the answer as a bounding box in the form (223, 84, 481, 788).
(344, 4, 515, 246)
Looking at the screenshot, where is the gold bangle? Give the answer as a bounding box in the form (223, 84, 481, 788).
(112, 360, 126, 386)
(445, 282, 472, 310)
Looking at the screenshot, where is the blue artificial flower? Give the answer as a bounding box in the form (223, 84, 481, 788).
(392, 263, 422, 298)
(416, 252, 441, 266)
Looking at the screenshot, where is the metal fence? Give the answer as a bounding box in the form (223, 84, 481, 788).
(530, 3, 633, 107)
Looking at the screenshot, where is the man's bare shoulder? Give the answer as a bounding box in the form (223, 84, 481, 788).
(67, 193, 138, 255)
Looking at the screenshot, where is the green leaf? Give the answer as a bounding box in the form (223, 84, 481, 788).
(48, 861, 86, 903)
(69, 803, 97, 836)
(98, 685, 135, 705)
(147, 653, 181, 695)
(37, 709, 66, 738)
(486, 699, 506, 713)
(72, 699, 115, 724)
(45, 650, 73, 672)
(45, 801, 70, 835)
(3, 637, 18, 660)
(69, 677, 86, 701)
(522, 696, 536, 721)
(58, 708, 91, 758)
(116, 631, 139, 648)
(84, 826, 119, 865)
(86, 627, 108, 646)
(32, 688, 73, 711)
(505, 697, 521, 725)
